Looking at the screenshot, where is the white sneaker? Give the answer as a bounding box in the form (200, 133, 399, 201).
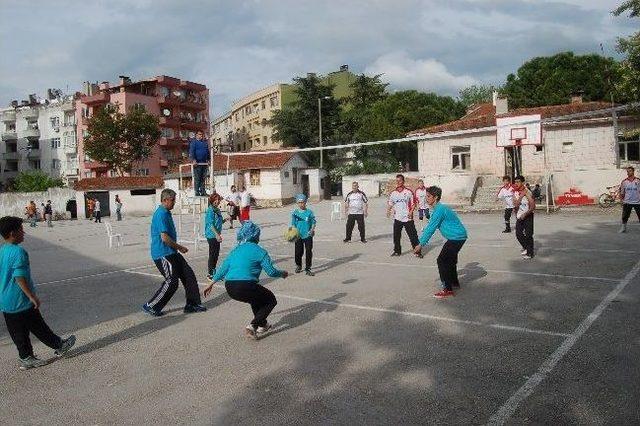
(522, 254, 533, 260)
(520, 249, 527, 255)
(244, 324, 257, 339)
(619, 225, 627, 233)
(256, 323, 272, 334)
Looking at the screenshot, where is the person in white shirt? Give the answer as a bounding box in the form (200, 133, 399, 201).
(387, 174, 421, 257)
(225, 186, 241, 229)
(619, 166, 640, 233)
(239, 186, 252, 223)
(94, 199, 102, 223)
(497, 175, 515, 233)
(414, 180, 430, 231)
(513, 175, 535, 259)
(343, 181, 368, 243)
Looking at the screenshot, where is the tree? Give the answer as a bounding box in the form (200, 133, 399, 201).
(500, 52, 622, 108)
(270, 74, 340, 167)
(13, 171, 64, 192)
(613, 0, 640, 17)
(84, 104, 161, 176)
(458, 84, 497, 108)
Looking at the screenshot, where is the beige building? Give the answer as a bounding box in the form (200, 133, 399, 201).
(211, 83, 296, 153)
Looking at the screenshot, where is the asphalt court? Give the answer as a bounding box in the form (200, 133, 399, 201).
(0, 198, 639, 424)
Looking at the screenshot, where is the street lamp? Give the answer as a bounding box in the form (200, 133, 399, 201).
(318, 96, 331, 169)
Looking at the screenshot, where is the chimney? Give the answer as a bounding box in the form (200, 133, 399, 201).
(495, 96, 508, 115)
(119, 75, 131, 86)
(570, 90, 584, 104)
(99, 81, 110, 90)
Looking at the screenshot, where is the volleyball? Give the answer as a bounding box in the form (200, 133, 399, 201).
(284, 227, 299, 242)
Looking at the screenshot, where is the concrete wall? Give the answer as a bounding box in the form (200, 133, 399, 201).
(74, 189, 160, 219)
(301, 168, 327, 201)
(342, 173, 422, 198)
(0, 187, 76, 218)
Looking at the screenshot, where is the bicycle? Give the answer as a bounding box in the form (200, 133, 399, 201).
(598, 185, 620, 208)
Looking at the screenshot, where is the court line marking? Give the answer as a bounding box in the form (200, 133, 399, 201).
(124, 269, 569, 338)
(487, 257, 640, 425)
(268, 255, 621, 283)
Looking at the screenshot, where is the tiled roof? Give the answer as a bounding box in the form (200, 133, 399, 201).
(73, 176, 164, 191)
(407, 101, 614, 136)
(212, 150, 301, 171)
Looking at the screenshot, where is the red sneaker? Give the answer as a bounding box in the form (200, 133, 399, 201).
(433, 290, 455, 299)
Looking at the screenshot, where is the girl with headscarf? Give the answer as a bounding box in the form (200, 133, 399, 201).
(203, 221, 288, 339)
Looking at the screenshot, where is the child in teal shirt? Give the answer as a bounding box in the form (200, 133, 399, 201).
(204, 193, 225, 279)
(0, 216, 76, 370)
(289, 194, 316, 276)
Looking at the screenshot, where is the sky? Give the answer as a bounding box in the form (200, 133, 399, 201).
(0, 0, 636, 117)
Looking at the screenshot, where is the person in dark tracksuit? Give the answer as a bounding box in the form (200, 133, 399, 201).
(189, 130, 210, 197)
(203, 221, 288, 339)
(513, 175, 535, 259)
(142, 189, 207, 316)
(204, 193, 224, 279)
(290, 194, 316, 276)
(414, 186, 468, 299)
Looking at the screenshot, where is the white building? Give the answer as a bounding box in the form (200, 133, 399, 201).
(1, 91, 79, 190)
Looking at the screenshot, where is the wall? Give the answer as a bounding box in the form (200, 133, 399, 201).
(301, 168, 327, 201)
(280, 156, 308, 200)
(0, 187, 76, 218)
(74, 189, 160, 218)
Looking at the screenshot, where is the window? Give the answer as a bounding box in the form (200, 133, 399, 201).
(51, 159, 60, 170)
(29, 160, 41, 170)
(250, 169, 261, 185)
(263, 136, 268, 145)
(160, 86, 170, 97)
(292, 167, 298, 184)
(135, 168, 150, 176)
(132, 103, 146, 111)
(451, 146, 470, 170)
(261, 100, 266, 109)
(51, 138, 61, 149)
(284, 171, 290, 178)
(6, 123, 16, 131)
(161, 127, 174, 138)
(253, 103, 258, 112)
(50, 117, 60, 128)
(270, 97, 277, 107)
(29, 140, 40, 150)
(619, 135, 640, 162)
(109, 170, 117, 177)
(535, 145, 543, 153)
(561, 142, 574, 153)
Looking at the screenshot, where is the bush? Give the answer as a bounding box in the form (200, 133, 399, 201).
(12, 171, 64, 192)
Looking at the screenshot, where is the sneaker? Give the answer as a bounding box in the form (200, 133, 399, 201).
(305, 269, 315, 276)
(414, 252, 424, 259)
(54, 335, 76, 357)
(343, 239, 351, 243)
(619, 225, 627, 233)
(520, 249, 527, 255)
(522, 254, 533, 259)
(19, 355, 48, 370)
(295, 266, 302, 273)
(502, 229, 511, 233)
(184, 303, 207, 313)
(256, 323, 272, 334)
(433, 290, 455, 299)
(390, 252, 401, 257)
(245, 324, 257, 340)
(361, 239, 367, 243)
(142, 303, 164, 317)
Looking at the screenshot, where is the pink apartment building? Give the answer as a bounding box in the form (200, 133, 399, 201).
(76, 75, 209, 178)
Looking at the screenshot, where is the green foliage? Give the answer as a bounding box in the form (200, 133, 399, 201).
(612, 0, 640, 17)
(84, 104, 161, 176)
(13, 171, 64, 192)
(501, 52, 622, 108)
(458, 84, 497, 108)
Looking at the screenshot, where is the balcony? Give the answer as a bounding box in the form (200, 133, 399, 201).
(82, 91, 109, 105)
(179, 80, 206, 91)
(180, 120, 208, 131)
(1, 110, 16, 122)
(27, 149, 40, 158)
(1, 130, 17, 141)
(80, 116, 90, 125)
(157, 76, 180, 86)
(62, 102, 75, 111)
(64, 144, 77, 154)
(84, 161, 108, 169)
(160, 159, 169, 167)
(159, 116, 180, 127)
(158, 95, 181, 106)
(65, 168, 79, 176)
(23, 127, 40, 139)
(181, 99, 207, 111)
(21, 108, 39, 120)
(62, 121, 76, 127)
(2, 152, 19, 160)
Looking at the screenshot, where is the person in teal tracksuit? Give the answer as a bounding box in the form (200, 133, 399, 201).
(413, 186, 468, 299)
(289, 194, 316, 276)
(204, 193, 225, 279)
(204, 221, 288, 339)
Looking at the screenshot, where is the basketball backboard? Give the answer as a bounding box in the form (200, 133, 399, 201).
(496, 114, 541, 147)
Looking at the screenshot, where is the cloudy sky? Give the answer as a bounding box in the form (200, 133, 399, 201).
(0, 0, 635, 117)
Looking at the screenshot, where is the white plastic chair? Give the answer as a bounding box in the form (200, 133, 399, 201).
(105, 223, 123, 248)
(193, 222, 208, 251)
(330, 201, 342, 221)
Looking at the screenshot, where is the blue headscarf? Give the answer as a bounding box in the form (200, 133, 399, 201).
(296, 193, 307, 202)
(237, 220, 261, 243)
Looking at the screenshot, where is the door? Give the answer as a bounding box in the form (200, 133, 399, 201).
(504, 146, 522, 178)
(85, 191, 110, 218)
(301, 175, 310, 198)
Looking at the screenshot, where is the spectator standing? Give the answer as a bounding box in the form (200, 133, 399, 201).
(239, 186, 252, 223)
(189, 130, 210, 197)
(225, 185, 241, 229)
(619, 166, 640, 233)
(387, 174, 421, 257)
(43, 200, 53, 227)
(115, 195, 123, 221)
(94, 199, 102, 223)
(25, 202, 37, 228)
(343, 181, 368, 243)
